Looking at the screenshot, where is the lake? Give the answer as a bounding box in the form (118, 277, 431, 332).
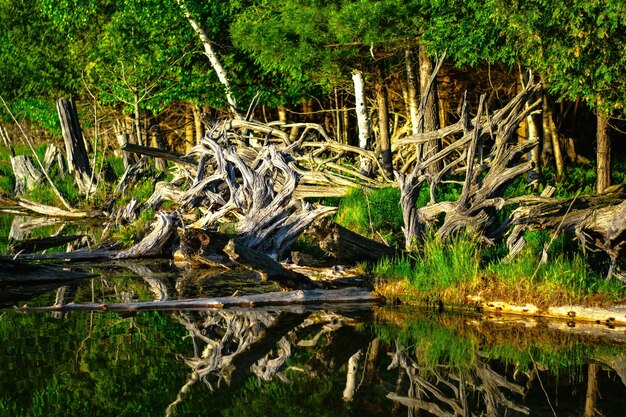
(2, 215, 626, 416)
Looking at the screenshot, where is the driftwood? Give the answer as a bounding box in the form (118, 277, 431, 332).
(177, 228, 317, 290)
(0, 258, 93, 284)
(308, 217, 396, 263)
(3, 197, 103, 218)
(397, 72, 541, 248)
(9, 234, 86, 254)
(56, 98, 94, 194)
(18, 287, 384, 312)
(122, 142, 197, 169)
(506, 185, 626, 277)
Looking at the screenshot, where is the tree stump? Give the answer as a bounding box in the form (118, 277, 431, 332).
(56, 97, 94, 194)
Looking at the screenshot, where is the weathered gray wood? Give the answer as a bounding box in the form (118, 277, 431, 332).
(309, 218, 396, 263)
(9, 234, 86, 254)
(224, 239, 318, 290)
(56, 98, 94, 194)
(18, 287, 385, 312)
(116, 212, 180, 259)
(122, 142, 196, 169)
(11, 155, 43, 194)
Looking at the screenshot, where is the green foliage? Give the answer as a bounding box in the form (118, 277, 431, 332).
(335, 187, 403, 244)
(112, 207, 155, 247)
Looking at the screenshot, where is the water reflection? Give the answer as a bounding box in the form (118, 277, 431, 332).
(2, 304, 626, 417)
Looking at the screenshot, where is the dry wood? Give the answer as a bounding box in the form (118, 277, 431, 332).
(18, 287, 384, 312)
(224, 239, 317, 290)
(0, 258, 93, 284)
(56, 98, 94, 194)
(116, 212, 180, 259)
(12, 198, 102, 218)
(309, 217, 396, 263)
(9, 234, 86, 254)
(506, 185, 626, 276)
(122, 142, 197, 169)
(11, 155, 43, 194)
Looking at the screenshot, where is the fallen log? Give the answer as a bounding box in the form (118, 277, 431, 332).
(223, 239, 318, 290)
(9, 234, 86, 254)
(506, 185, 626, 277)
(0, 258, 93, 284)
(18, 287, 385, 312)
(308, 217, 396, 263)
(122, 142, 197, 169)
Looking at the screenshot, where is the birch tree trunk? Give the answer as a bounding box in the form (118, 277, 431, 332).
(177, 0, 242, 119)
(192, 104, 204, 145)
(545, 97, 565, 179)
(352, 69, 372, 174)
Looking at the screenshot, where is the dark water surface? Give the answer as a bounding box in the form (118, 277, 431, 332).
(2, 216, 626, 416)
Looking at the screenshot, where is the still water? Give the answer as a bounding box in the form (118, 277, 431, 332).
(2, 271, 626, 417)
(2, 215, 626, 416)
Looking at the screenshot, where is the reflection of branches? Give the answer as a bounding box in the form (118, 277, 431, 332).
(387, 344, 529, 417)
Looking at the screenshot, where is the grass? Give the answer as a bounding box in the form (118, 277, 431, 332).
(335, 187, 403, 245)
(374, 231, 626, 307)
(112, 207, 155, 247)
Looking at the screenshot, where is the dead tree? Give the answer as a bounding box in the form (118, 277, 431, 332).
(507, 185, 626, 279)
(56, 98, 94, 194)
(396, 67, 541, 248)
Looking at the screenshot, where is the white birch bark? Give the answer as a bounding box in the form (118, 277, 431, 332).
(177, 0, 242, 119)
(342, 349, 363, 402)
(352, 69, 372, 174)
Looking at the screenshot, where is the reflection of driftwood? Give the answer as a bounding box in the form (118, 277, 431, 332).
(19, 287, 384, 312)
(388, 344, 529, 417)
(0, 258, 92, 284)
(309, 218, 396, 263)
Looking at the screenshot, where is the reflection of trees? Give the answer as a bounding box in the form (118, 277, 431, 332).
(387, 343, 529, 417)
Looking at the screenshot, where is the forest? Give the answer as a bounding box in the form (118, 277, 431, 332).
(1, 0, 626, 310)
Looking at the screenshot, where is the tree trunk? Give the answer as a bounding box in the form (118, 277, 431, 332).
(149, 117, 167, 171)
(541, 95, 554, 166)
(374, 63, 393, 176)
(11, 155, 43, 195)
(56, 98, 94, 195)
(177, 0, 242, 119)
(405, 48, 420, 137)
(418, 44, 440, 166)
(192, 104, 204, 145)
(277, 106, 288, 123)
(342, 94, 350, 145)
(524, 74, 542, 183)
(351, 69, 372, 174)
(185, 103, 194, 153)
(133, 92, 143, 146)
(546, 97, 565, 179)
(596, 111, 611, 194)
